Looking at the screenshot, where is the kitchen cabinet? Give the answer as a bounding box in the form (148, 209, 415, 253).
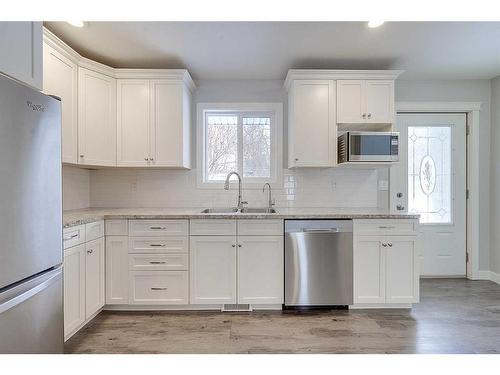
(43, 42, 78, 164)
(237, 236, 284, 304)
(85, 237, 105, 318)
(63, 243, 85, 337)
(190, 219, 284, 307)
(117, 79, 192, 168)
(129, 271, 188, 305)
(190, 236, 237, 304)
(105, 236, 129, 305)
(337, 80, 394, 124)
(353, 219, 419, 307)
(116, 79, 150, 166)
(287, 79, 336, 168)
(78, 67, 117, 166)
(0, 22, 42, 90)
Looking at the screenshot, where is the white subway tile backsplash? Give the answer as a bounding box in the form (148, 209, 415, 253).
(89, 168, 379, 208)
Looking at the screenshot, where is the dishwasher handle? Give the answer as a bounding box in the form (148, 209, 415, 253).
(301, 228, 339, 233)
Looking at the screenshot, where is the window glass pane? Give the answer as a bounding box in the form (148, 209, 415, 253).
(407, 126, 452, 224)
(242, 117, 271, 178)
(206, 115, 238, 181)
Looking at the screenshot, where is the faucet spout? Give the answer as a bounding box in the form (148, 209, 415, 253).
(224, 171, 245, 210)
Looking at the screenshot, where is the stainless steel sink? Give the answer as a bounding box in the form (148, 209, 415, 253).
(200, 207, 278, 214)
(240, 208, 278, 214)
(200, 208, 239, 213)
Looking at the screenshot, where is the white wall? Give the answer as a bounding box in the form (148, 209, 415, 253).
(62, 165, 90, 210)
(490, 76, 500, 274)
(396, 79, 492, 271)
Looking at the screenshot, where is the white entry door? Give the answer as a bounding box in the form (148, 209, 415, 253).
(390, 113, 466, 276)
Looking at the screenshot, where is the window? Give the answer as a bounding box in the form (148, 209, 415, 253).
(197, 103, 282, 187)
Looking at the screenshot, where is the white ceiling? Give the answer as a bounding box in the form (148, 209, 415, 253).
(44, 21, 500, 81)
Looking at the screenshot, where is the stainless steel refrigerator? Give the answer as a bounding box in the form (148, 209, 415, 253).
(0, 73, 63, 353)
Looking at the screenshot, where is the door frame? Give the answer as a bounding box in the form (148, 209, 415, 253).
(395, 101, 482, 280)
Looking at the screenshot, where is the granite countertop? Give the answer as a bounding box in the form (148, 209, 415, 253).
(63, 207, 420, 228)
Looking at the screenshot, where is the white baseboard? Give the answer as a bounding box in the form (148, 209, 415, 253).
(490, 271, 500, 284)
(474, 270, 492, 280)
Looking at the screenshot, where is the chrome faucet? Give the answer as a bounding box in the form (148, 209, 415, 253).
(262, 183, 275, 210)
(224, 171, 247, 210)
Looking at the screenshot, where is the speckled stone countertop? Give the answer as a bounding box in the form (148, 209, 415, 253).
(63, 207, 419, 228)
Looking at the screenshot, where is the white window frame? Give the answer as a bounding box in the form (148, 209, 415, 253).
(196, 102, 283, 189)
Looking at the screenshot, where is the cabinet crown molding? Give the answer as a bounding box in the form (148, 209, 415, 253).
(284, 69, 405, 90)
(43, 27, 195, 91)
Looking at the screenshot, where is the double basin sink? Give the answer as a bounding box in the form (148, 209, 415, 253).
(201, 207, 278, 214)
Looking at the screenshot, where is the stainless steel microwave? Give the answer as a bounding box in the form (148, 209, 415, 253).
(338, 131, 399, 163)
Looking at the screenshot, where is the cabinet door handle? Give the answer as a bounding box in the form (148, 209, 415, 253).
(63, 233, 79, 241)
(87, 249, 93, 254)
(149, 244, 166, 247)
(149, 158, 154, 161)
(367, 113, 372, 118)
(149, 226, 166, 230)
(149, 261, 166, 264)
(238, 244, 242, 247)
(79, 154, 84, 158)
(144, 157, 149, 161)
(151, 287, 167, 291)
(362, 113, 366, 119)
(381, 243, 387, 247)
(388, 243, 393, 247)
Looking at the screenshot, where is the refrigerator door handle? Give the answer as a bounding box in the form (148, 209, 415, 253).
(0, 268, 62, 314)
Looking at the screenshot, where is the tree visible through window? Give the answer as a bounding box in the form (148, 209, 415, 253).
(204, 112, 273, 182)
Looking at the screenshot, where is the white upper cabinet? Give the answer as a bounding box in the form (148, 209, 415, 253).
(0, 22, 42, 90)
(116, 79, 151, 166)
(337, 79, 395, 124)
(78, 68, 117, 166)
(43, 41, 78, 164)
(150, 80, 192, 168)
(117, 78, 193, 168)
(287, 79, 336, 168)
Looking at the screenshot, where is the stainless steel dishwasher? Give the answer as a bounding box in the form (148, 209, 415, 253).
(284, 220, 353, 307)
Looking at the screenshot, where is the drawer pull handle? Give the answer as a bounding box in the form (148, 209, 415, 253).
(63, 233, 79, 241)
(150, 226, 166, 230)
(378, 226, 396, 229)
(87, 249, 93, 254)
(151, 287, 167, 291)
(149, 261, 167, 264)
(149, 244, 166, 247)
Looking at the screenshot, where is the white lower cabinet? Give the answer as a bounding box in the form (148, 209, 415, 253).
(85, 237, 105, 318)
(237, 236, 284, 305)
(105, 236, 129, 304)
(353, 221, 419, 307)
(190, 236, 237, 304)
(129, 271, 188, 305)
(190, 219, 284, 307)
(63, 244, 86, 337)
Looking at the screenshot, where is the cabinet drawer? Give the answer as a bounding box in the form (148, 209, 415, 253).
(63, 225, 86, 249)
(237, 219, 283, 236)
(128, 237, 188, 254)
(129, 220, 188, 236)
(129, 271, 188, 305)
(190, 219, 236, 236)
(353, 219, 417, 236)
(105, 219, 128, 236)
(129, 254, 189, 271)
(85, 220, 104, 242)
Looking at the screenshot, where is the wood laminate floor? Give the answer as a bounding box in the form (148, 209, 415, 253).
(65, 279, 500, 354)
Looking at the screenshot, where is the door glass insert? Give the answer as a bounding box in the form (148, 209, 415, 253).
(408, 126, 452, 224)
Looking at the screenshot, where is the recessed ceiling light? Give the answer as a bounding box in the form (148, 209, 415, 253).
(67, 21, 87, 28)
(367, 21, 385, 28)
